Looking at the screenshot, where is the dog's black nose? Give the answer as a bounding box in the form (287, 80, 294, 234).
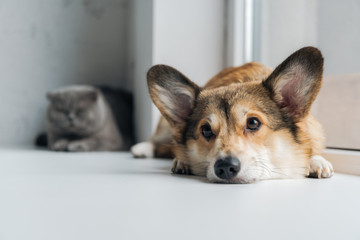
(214, 156, 240, 180)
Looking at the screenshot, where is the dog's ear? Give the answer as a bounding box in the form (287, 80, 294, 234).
(147, 64, 200, 129)
(263, 47, 324, 122)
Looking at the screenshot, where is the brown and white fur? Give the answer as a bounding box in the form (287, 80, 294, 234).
(131, 47, 334, 183)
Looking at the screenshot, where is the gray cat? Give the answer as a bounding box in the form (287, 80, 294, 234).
(44, 85, 130, 152)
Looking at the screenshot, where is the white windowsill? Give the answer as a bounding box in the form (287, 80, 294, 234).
(0, 148, 359, 240)
(323, 148, 360, 176)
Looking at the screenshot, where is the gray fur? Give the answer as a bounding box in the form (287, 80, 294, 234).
(45, 85, 124, 151)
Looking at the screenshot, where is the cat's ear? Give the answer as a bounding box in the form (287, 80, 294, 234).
(83, 90, 98, 102)
(147, 65, 200, 129)
(262, 47, 323, 122)
(46, 92, 58, 102)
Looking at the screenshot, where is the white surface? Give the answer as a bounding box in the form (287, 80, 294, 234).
(0, 149, 359, 240)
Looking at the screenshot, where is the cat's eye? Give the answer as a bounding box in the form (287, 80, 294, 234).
(201, 124, 214, 141)
(246, 117, 261, 131)
(76, 109, 85, 115)
(57, 108, 68, 114)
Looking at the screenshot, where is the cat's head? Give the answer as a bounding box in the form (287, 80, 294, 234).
(46, 85, 107, 136)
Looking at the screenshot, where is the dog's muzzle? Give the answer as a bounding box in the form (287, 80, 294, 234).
(214, 156, 241, 180)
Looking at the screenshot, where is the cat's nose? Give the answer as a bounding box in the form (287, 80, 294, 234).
(67, 114, 75, 122)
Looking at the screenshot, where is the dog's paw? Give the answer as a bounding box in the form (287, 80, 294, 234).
(309, 155, 334, 178)
(67, 141, 91, 152)
(131, 141, 154, 158)
(51, 139, 69, 151)
(171, 158, 191, 175)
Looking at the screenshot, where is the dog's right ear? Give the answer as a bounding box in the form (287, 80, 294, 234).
(147, 65, 200, 129)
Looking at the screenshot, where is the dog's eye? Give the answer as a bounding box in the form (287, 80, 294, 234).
(246, 117, 261, 131)
(201, 124, 214, 140)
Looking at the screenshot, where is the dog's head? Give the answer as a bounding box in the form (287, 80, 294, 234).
(148, 47, 324, 183)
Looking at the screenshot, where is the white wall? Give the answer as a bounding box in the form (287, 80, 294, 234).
(0, 0, 226, 145)
(317, 0, 360, 76)
(131, 0, 155, 142)
(0, 0, 130, 146)
(133, 0, 226, 141)
(258, 0, 360, 149)
(259, 0, 317, 68)
(152, 0, 225, 86)
(259, 0, 360, 75)
(315, 0, 360, 149)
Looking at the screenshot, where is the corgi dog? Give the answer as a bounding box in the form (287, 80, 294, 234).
(131, 47, 334, 183)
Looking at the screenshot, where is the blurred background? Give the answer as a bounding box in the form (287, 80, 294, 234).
(0, 0, 359, 150)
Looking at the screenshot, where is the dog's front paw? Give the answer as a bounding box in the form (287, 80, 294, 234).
(131, 141, 154, 158)
(67, 141, 91, 152)
(171, 158, 191, 175)
(309, 155, 334, 178)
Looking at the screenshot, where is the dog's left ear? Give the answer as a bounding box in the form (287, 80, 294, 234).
(263, 47, 324, 122)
